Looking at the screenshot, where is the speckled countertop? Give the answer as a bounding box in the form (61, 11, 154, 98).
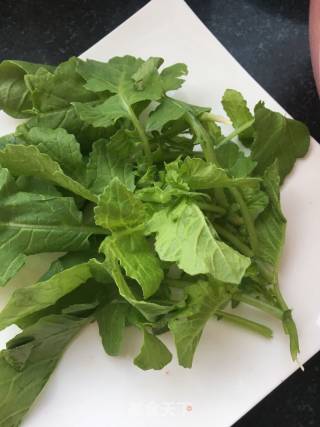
(0, 0, 319, 426)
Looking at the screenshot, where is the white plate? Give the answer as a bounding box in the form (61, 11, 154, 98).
(1, 1, 320, 426)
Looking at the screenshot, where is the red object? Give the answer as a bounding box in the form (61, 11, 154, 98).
(310, 0, 320, 95)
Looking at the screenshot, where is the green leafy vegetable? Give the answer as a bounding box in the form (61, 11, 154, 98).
(0, 54, 310, 425)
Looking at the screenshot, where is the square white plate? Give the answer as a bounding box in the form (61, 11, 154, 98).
(1, 1, 320, 426)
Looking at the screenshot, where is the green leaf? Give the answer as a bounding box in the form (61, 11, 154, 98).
(169, 281, 231, 367)
(240, 182, 269, 220)
(104, 232, 164, 299)
(160, 63, 188, 92)
(146, 97, 209, 133)
(252, 102, 310, 181)
(215, 142, 257, 178)
(86, 131, 135, 194)
(0, 263, 92, 330)
(0, 144, 97, 202)
(97, 301, 129, 356)
(132, 57, 164, 90)
(97, 254, 174, 322)
(255, 162, 286, 281)
(134, 330, 172, 370)
(75, 55, 164, 128)
(222, 89, 254, 143)
(0, 60, 53, 118)
(18, 105, 109, 152)
(26, 57, 96, 113)
(2, 341, 34, 372)
(0, 168, 97, 287)
(146, 199, 250, 284)
(165, 156, 259, 190)
(19, 127, 84, 180)
(94, 178, 146, 231)
(0, 314, 89, 427)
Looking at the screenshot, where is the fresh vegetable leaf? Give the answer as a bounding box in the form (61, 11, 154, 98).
(0, 60, 54, 118)
(165, 156, 259, 190)
(25, 57, 96, 113)
(160, 63, 188, 92)
(74, 55, 164, 128)
(215, 142, 257, 178)
(222, 89, 254, 144)
(146, 199, 250, 284)
(146, 97, 209, 133)
(134, 330, 172, 370)
(0, 168, 97, 287)
(94, 177, 146, 231)
(104, 232, 164, 298)
(169, 281, 231, 367)
(97, 253, 174, 322)
(252, 102, 310, 181)
(97, 301, 129, 356)
(0, 314, 90, 427)
(86, 131, 135, 194)
(0, 263, 92, 329)
(0, 144, 97, 202)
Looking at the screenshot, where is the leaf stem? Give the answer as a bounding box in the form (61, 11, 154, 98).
(233, 293, 283, 319)
(229, 187, 258, 253)
(213, 223, 253, 257)
(127, 104, 153, 165)
(217, 119, 255, 147)
(215, 309, 273, 338)
(197, 202, 226, 215)
(272, 281, 300, 360)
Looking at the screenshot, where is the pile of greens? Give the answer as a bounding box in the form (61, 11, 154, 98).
(0, 55, 310, 426)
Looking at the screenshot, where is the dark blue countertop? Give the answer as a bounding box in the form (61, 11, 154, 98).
(0, 0, 319, 426)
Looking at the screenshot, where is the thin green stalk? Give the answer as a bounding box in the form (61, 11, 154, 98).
(185, 112, 218, 163)
(233, 293, 283, 320)
(229, 187, 258, 253)
(214, 188, 229, 208)
(197, 202, 226, 215)
(273, 281, 300, 360)
(213, 223, 253, 257)
(127, 104, 152, 164)
(215, 309, 273, 338)
(217, 119, 254, 147)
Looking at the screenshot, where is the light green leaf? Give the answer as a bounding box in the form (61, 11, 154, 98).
(165, 156, 259, 190)
(146, 97, 209, 133)
(255, 162, 286, 282)
(26, 57, 96, 113)
(86, 131, 135, 194)
(240, 183, 269, 220)
(222, 89, 254, 143)
(134, 330, 172, 370)
(18, 105, 109, 152)
(169, 281, 231, 367)
(0, 144, 97, 202)
(97, 301, 129, 356)
(215, 142, 257, 178)
(94, 178, 146, 231)
(0, 263, 91, 330)
(20, 127, 84, 180)
(0, 314, 89, 427)
(132, 57, 164, 90)
(146, 199, 250, 284)
(160, 63, 188, 92)
(96, 255, 173, 322)
(0, 60, 53, 118)
(75, 55, 164, 128)
(0, 168, 97, 287)
(105, 232, 164, 299)
(252, 102, 310, 181)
